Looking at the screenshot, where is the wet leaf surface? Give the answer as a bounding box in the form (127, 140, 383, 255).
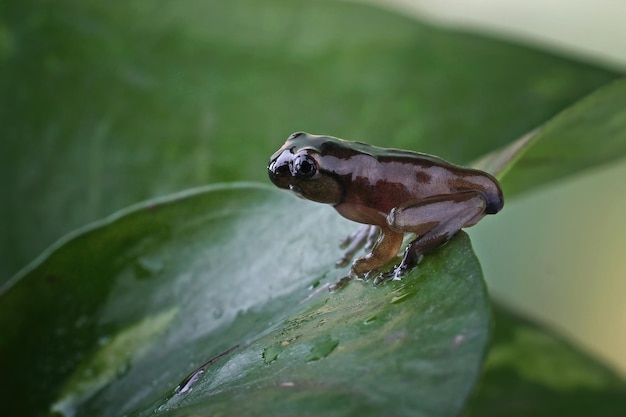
(0, 185, 490, 417)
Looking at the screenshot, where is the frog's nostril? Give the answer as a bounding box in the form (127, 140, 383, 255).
(268, 160, 290, 179)
(288, 132, 304, 140)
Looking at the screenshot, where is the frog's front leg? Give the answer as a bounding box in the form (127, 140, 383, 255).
(351, 227, 404, 278)
(375, 192, 488, 285)
(330, 227, 403, 291)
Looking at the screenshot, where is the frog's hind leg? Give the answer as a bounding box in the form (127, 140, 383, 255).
(375, 192, 487, 284)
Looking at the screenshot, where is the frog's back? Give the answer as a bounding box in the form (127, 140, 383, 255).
(292, 133, 503, 214)
(374, 149, 504, 215)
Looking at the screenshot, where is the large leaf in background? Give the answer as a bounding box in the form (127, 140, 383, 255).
(465, 77, 626, 414)
(0, 0, 618, 281)
(0, 185, 490, 417)
(466, 304, 626, 416)
(474, 78, 626, 196)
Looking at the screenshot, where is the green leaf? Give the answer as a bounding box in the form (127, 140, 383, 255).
(465, 304, 626, 417)
(3, 0, 625, 414)
(0, 185, 491, 417)
(473, 79, 626, 195)
(466, 79, 626, 414)
(1, 0, 618, 281)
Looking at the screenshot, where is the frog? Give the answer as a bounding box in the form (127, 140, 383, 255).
(267, 132, 503, 290)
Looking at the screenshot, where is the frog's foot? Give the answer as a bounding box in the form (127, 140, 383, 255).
(371, 269, 387, 286)
(336, 225, 380, 267)
(331, 268, 382, 290)
(373, 266, 402, 285)
(373, 254, 424, 286)
(374, 265, 407, 285)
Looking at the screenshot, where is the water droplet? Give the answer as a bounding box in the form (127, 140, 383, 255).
(116, 361, 131, 377)
(175, 344, 239, 395)
(178, 369, 204, 394)
(453, 334, 466, 346)
(308, 280, 320, 290)
(97, 336, 110, 346)
(306, 335, 339, 362)
(134, 257, 163, 279)
(212, 308, 224, 319)
(390, 289, 417, 304)
(263, 343, 283, 364)
(74, 315, 89, 328)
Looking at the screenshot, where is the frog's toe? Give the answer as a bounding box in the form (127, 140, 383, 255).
(330, 270, 359, 291)
(361, 269, 378, 281)
(335, 255, 351, 268)
(373, 271, 393, 286)
(373, 267, 401, 285)
(329, 275, 353, 292)
(363, 225, 381, 250)
(373, 264, 411, 285)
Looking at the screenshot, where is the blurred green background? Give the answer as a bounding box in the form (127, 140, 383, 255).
(393, 0, 626, 377)
(1, 0, 624, 390)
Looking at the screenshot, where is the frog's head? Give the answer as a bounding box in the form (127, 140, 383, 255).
(268, 132, 343, 205)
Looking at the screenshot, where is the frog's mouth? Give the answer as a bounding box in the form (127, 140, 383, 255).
(288, 184, 306, 199)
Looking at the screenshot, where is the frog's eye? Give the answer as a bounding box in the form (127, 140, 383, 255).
(292, 154, 317, 178)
